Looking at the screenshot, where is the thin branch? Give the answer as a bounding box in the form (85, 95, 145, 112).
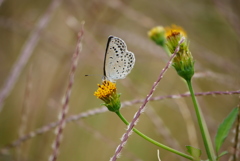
(48, 24, 84, 161)
(0, 0, 63, 112)
(233, 110, 240, 161)
(231, 97, 240, 161)
(1, 89, 239, 153)
(110, 37, 185, 161)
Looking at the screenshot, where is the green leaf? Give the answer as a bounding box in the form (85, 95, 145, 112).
(186, 145, 201, 160)
(215, 107, 239, 153)
(217, 151, 228, 160)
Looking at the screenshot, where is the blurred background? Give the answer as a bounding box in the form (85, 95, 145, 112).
(0, 0, 240, 160)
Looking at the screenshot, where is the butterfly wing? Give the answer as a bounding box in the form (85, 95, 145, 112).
(103, 36, 135, 82)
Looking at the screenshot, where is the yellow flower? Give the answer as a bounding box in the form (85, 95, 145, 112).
(94, 81, 121, 112)
(94, 81, 116, 99)
(165, 24, 187, 39)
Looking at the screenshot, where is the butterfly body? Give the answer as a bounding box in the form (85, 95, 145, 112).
(103, 36, 135, 82)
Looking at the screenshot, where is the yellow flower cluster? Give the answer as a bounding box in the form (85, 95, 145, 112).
(164, 25, 187, 38)
(148, 24, 194, 81)
(94, 81, 116, 99)
(148, 25, 187, 48)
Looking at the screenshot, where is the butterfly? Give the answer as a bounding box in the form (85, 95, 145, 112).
(103, 36, 135, 82)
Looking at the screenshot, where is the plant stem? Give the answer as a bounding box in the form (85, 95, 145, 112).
(115, 111, 193, 160)
(186, 79, 216, 161)
(163, 45, 172, 56)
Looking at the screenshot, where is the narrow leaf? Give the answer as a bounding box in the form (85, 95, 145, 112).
(217, 151, 228, 160)
(215, 107, 239, 153)
(186, 145, 201, 160)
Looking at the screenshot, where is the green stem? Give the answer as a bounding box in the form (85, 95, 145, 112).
(186, 79, 216, 161)
(163, 45, 172, 56)
(115, 111, 193, 160)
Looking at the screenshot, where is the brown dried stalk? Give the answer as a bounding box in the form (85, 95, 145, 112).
(230, 99, 240, 161)
(1, 90, 239, 153)
(233, 111, 240, 161)
(48, 25, 84, 161)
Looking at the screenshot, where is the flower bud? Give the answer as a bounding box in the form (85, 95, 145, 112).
(148, 26, 166, 47)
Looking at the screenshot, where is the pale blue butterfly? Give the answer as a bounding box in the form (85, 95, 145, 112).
(103, 36, 135, 82)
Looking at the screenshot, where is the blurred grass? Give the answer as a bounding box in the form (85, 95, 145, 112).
(0, 0, 240, 160)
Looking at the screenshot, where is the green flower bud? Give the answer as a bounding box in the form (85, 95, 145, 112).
(148, 26, 166, 47)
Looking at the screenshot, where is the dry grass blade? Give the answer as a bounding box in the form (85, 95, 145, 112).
(1, 90, 239, 154)
(48, 24, 84, 161)
(229, 98, 240, 161)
